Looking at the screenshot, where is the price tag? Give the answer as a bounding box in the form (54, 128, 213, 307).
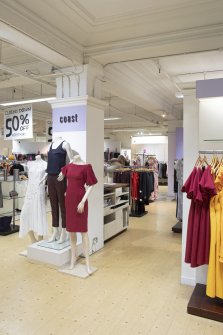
(46, 119, 52, 142)
(4, 104, 33, 140)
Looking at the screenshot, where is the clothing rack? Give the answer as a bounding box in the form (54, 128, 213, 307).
(198, 150, 223, 154)
(186, 151, 223, 322)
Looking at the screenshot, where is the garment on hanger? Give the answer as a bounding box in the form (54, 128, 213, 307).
(175, 159, 183, 221)
(182, 165, 216, 268)
(0, 182, 3, 208)
(61, 163, 97, 232)
(206, 166, 223, 298)
(9, 162, 24, 175)
(19, 159, 48, 237)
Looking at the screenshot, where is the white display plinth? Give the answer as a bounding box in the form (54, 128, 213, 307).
(27, 240, 71, 267)
(59, 263, 97, 278)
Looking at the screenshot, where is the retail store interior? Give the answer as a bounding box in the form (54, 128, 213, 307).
(1, 1, 223, 334)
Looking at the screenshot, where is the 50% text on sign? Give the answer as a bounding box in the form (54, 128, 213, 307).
(4, 105, 33, 140)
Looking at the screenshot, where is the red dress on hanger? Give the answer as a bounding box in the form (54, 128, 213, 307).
(61, 164, 97, 232)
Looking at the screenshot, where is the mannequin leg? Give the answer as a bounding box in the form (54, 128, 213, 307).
(58, 228, 67, 244)
(69, 232, 77, 270)
(28, 231, 37, 244)
(48, 227, 59, 242)
(81, 232, 93, 275)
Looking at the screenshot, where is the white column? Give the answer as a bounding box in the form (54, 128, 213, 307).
(167, 132, 176, 197)
(181, 91, 199, 285)
(49, 96, 106, 253)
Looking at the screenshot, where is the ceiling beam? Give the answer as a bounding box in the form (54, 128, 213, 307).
(0, 64, 55, 89)
(0, 21, 78, 68)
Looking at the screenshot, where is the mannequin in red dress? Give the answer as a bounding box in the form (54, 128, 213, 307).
(58, 154, 97, 275)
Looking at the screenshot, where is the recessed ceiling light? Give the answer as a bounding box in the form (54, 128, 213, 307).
(175, 92, 184, 99)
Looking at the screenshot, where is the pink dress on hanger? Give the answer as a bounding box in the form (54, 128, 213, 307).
(61, 164, 97, 232)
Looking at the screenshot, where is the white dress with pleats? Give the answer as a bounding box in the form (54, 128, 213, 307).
(19, 159, 48, 237)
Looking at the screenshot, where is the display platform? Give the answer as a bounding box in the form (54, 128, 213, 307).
(187, 283, 223, 323)
(0, 224, 19, 236)
(27, 239, 71, 267)
(172, 221, 182, 233)
(59, 263, 97, 278)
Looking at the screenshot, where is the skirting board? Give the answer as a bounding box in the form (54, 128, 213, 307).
(181, 276, 196, 287)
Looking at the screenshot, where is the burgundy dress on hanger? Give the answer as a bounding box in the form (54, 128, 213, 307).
(61, 164, 97, 232)
(182, 167, 198, 266)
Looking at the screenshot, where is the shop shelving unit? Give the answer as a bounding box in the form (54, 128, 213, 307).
(104, 183, 129, 241)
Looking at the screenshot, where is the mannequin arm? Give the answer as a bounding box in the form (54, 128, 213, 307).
(39, 172, 48, 185)
(63, 141, 73, 162)
(77, 185, 94, 213)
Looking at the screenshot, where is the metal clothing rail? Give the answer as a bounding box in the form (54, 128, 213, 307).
(198, 150, 223, 154)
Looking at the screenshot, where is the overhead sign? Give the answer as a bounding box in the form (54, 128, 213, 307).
(4, 104, 33, 140)
(52, 105, 86, 132)
(46, 119, 52, 142)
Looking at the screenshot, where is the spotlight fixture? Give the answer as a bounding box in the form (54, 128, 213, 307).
(162, 112, 166, 118)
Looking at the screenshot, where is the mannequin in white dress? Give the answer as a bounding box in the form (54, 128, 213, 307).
(58, 155, 96, 274)
(43, 136, 73, 244)
(19, 155, 48, 243)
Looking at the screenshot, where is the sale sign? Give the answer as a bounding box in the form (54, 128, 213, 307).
(46, 119, 52, 142)
(4, 104, 33, 140)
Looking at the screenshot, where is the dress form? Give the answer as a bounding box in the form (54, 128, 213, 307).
(19, 154, 47, 243)
(29, 155, 44, 242)
(58, 154, 95, 275)
(47, 137, 73, 244)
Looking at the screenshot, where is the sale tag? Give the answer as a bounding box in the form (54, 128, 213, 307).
(46, 119, 52, 142)
(4, 104, 33, 140)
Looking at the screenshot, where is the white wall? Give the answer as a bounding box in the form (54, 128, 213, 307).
(104, 139, 121, 152)
(199, 98, 223, 150)
(131, 136, 168, 162)
(0, 139, 12, 156)
(12, 140, 49, 154)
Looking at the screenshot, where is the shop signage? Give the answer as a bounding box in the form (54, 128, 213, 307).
(52, 105, 86, 133)
(46, 119, 52, 142)
(4, 104, 33, 140)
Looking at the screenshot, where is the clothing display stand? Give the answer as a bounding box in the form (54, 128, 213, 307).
(171, 220, 182, 233)
(186, 149, 223, 322)
(0, 169, 20, 236)
(129, 210, 148, 218)
(187, 284, 223, 323)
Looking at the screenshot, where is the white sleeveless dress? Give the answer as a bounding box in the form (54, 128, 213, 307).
(19, 159, 48, 237)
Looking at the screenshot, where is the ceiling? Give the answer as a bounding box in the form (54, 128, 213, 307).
(0, 0, 223, 137)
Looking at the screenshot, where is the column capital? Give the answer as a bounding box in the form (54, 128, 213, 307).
(49, 95, 107, 110)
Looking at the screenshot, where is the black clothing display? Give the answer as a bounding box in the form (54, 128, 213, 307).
(47, 141, 66, 174)
(9, 163, 24, 175)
